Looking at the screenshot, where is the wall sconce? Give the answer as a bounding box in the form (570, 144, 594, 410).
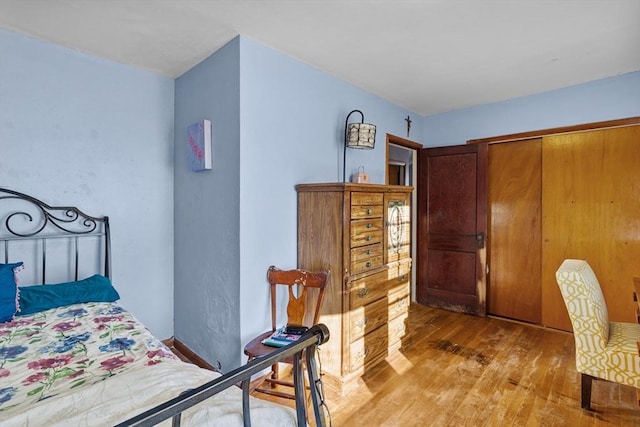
(343, 109, 376, 182)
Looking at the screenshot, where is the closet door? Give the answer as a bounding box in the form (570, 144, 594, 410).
(542, 126, 640, 330)
(488, 139, 542, 323)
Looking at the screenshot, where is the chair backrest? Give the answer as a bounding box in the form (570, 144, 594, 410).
(555, 259, 610, 353)
(267, 265, 329, 331)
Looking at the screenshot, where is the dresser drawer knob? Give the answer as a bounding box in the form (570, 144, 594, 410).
(366, 223, 372, 228)
(356, 347, 370, 361)
(356, 318, 368, 330)
(366, 249, 371, 255)
(357, 287, 370, 298)
(366, 209, 372, 215)
(365, 235, 372, 241)
(365, 261, 371, 268)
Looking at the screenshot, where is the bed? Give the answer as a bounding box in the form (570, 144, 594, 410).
(0, 188, 329, 426)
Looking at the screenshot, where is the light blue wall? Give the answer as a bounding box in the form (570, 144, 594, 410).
(172, 36, 416, 369)
(421, 71, 640, 147)
(174, 38, 241, 370)
(237, 37, 416, 356)
(4, 26, 638, 372)
(0, 29, 176, 338)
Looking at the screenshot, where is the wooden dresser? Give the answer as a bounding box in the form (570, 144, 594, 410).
(296, 183, 412, 395)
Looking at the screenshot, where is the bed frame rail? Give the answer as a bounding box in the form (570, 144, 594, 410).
(117, 324, 330, 427)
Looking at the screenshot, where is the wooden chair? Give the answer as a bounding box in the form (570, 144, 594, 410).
(555, 259, 640, 410)
(244, 265, 329, 399)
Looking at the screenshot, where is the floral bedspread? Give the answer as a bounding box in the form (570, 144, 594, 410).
(0, 302, 297, 426)
(0, 302, 178, 412)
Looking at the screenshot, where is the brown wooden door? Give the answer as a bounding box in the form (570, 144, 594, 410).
(488, 139, 542, 323)
(417, 143, 487, 316)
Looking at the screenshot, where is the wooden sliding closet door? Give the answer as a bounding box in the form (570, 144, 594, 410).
(542, 126, 640, 330)
(488, 139, 542, 323)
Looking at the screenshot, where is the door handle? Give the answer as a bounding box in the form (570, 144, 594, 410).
(476, 232, 485, 248)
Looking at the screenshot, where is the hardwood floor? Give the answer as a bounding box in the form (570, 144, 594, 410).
(260, 303, 640, 426)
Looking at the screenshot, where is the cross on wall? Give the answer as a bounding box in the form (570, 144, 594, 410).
(405, 115, 412, 138)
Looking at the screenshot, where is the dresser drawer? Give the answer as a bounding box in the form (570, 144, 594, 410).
(350, 243, 383, 274)
(350, 219, 383, 247)
(351, 192, 383, 220)
(350, 283, 410, 340)
(349, 262, 411, 309)
(351, 192, 384, 206)
(386, 259, 412, 281)
(351, 204, 383, 220)
(349, 313, 408, 372)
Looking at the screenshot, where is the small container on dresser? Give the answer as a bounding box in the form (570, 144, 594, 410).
(296, 182, 412, 396)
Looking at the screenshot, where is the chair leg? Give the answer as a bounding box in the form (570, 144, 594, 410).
(581, 374, 593, 410)
(270, 363, 279, 388)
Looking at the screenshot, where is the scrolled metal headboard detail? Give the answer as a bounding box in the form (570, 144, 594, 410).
(0, 188, 111, 281)
(0, 188, 103, 237)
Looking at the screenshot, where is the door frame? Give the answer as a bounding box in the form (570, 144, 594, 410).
(386, 134, 423, 301)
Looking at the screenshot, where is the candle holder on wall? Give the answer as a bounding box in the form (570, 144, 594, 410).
(343, 110, 375, 182)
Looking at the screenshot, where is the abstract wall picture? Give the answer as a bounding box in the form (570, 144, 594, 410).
(187, 119, 212, 171)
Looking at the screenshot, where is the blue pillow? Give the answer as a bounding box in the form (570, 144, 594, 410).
(18, 274, 120, 316)
(0, 262, 23, 323)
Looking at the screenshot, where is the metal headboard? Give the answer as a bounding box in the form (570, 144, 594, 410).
(0, 188, 110, 283)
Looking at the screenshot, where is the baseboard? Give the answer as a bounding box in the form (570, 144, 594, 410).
(162, 337, 218, 372)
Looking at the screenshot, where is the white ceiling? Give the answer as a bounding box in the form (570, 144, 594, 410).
(1, 0, 638, 116)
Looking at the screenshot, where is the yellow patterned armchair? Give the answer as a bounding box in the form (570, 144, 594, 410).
(555, 259, 640, 410)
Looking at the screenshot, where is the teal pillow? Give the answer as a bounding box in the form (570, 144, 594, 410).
(18, 274, 120, 316)
(0, 262, 23, 322)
